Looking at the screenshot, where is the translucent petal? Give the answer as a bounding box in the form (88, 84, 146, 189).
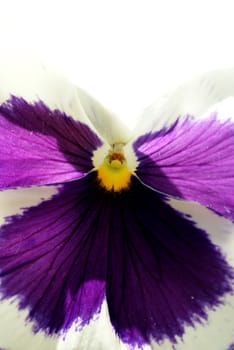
(76, 87, 131, 144)
(0, 51, 90, 126)
(0, 51, 130, 145)
(134, 67, 234, 136)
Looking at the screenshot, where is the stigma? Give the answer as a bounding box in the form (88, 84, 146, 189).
(97, 143, 132, 192)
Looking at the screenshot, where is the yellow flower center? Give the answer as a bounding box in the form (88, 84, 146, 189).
(97, 144, 132, 192)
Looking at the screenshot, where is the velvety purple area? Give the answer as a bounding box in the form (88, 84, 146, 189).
(0, 172, 232, 346)
(0, 97, 102, 188)
(227, 344, 234, 350)
(0, 173, 107, 334)
(134, 115, 234, 222)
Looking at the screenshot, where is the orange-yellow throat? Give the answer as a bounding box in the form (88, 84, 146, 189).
(97, 147, 132, 192)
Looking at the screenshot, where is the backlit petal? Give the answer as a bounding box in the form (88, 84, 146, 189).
(0, 51, 90, 126)
(76, 87, 131, 144)
(0, 51, 130, 144)
(134, 67, 234, 136)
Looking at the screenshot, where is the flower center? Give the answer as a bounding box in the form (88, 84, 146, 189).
(97, 144, 132, 192)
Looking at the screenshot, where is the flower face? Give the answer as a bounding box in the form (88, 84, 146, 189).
(0, 61, 233, 350)
(96, 143, 133, 192)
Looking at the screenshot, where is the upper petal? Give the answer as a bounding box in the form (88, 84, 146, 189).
(75, 87, 131, 144)
(133, 98, 234, 222)
(134, 67, 234, 136)
(0, 96, 102, 188)
(0, 51, 90, 125)
(0, 51, 131, 145)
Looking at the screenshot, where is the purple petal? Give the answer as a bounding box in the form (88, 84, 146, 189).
(0, 173, 108, 334)
(106, 176, 233, 346)
(0, 172, 233, 347)
(134, 114, 234, 221)
(0, 96, 102, 189)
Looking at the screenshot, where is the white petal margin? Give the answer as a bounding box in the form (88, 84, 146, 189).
(147, 198, 234, 350)
(56, 301, 127, 350)
(0, 49, 130, 145)
(134, 67, 234, 136)
(0, 185, 59, 350)
(56, 301, 160, 350)
(0, 300, 58, 350)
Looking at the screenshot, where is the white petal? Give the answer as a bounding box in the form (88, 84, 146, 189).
(152, 199, 234, 350)
(76, 87, 131, 144)
(149, 290, 234, 350)
(0, 49, 129, 145)
(0, 50, 88, 123)
(0, 186, 57, 226)
(199, 95, 234, 124)
(168, 199, 234, 267)
(56, 301, 127, 350)
(0, 300, 58, 350)
(135, 67, 234, 135)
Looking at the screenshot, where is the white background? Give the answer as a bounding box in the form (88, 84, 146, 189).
(1, 0, 234, 127)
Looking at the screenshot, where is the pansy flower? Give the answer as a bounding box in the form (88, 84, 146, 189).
(0, 58, 233, 350)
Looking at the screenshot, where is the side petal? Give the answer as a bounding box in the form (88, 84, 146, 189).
(105, 176, 233, 349)
(133, 102, 234, 221)
(0, 173, 108, 336)
(134, 67, 234, 136)
(0, 97, 102, 188)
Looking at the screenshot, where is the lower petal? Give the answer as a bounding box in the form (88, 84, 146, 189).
(0, 299, 58, 350)
(0, 173, 108, 336)
(105, 176, 233, 348)
(56, 301, 127, 350)
(0, 172, 233, 350)
(149, 199, 234, 350)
